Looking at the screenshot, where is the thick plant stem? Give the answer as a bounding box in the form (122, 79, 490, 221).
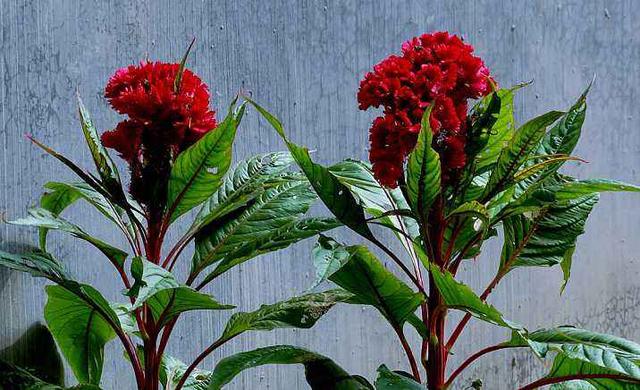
(427, 280, 447, 390)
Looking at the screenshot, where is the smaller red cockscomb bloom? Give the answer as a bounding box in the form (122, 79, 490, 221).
(101, 61, 217, 206)
(358, 31, 493, 187)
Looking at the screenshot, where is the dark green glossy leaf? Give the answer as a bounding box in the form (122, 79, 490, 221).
(192, 177, 317, 275)
(329, 244, 425, 328)
(310, 235, 352, 289)
(208, 345, 372, 390)
(405, 106, 441, 217)
(167, 104, 242, 222)
(246, 99, 375, 240)
(483, 110, 564, 200)
(220, 289, 353, 341)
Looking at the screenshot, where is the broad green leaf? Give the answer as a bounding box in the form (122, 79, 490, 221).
(374, 365, 423, 389)
(405, 106, 441, 217)
(0, 359, 96, 390)
(247, 99, 374, 240)
(474, 86, 522, 172)
(547, 353, 640, 389)
(44, 285, 117, 385)
(192, 177, 317, 274)
(77, 96, 122, 193)
(167, 104, 242, 222)
(39, 182, 126, 250)
(310, 236, 352, 289)
(329, 245, 424, 328)
(208, 345, 372, 390)
(483, 110, 564, 200)
(0, 323, 64, 386)
(160, 354, 210, 390)
(466, 91, 502, 160)
(220, 290, 353, 341)
(191, 152, 294, 232)
(500, 195, 598, 274)
(10, 208, 127, 267)
(202, 217, 340, 283)
(429, 266, 519, 329)
(550, 380, 597, 390)
(129, 258, 232, 326)
(552, 179, 640, 201)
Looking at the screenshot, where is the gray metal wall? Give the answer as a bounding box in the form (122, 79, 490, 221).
(1, 1, 639, 389)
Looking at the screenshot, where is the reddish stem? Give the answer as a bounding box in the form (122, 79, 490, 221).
(519, 374, 640, 390)
(394, 326, 422, 382)
(175, 335, 238, 390)
(445, 344, 514, 387)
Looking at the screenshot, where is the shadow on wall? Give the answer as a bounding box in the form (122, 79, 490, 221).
(0, 322, 65, 388)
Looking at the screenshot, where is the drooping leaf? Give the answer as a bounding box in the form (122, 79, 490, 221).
(201, 217, 340, 284)
(167, 103, 242, 222)
(500, 195, 598, 276)
(482, 110, 564, 200)
(310, 235, 352, 289)
(374, 365, 423, 389)
(44, 285, 117, 385)
(405, 106, 441, 217)
(246, 99, 375, 240)
(128, 258, 232, 326)
(9, 208, 127, 267)
(192, 177, 317, 274)
(547, 353, 640, 389)
(219, 290, 353, 341)
(328, 244, 425, 328)
(191, 152, 294, 232)
(0, 250, 68, 281)
(39, 182, 127, 250)
(207, 345, 372, 390)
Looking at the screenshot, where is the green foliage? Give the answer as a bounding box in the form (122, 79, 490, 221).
(167, 102, 244, 221)
(375, 365, 423, 389)
(208, 345, 372, 390)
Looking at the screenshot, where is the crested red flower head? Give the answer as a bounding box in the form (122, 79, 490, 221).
(358, 31, 493, 187)
(101, 61, 217, 205)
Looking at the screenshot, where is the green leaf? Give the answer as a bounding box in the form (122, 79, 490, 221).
(310, 235, 352, 289)
(552, 179, 640, 201)
(208, 345, 372, 390)
(405, 106, 441, 217)
(129, 258, 232, 326)
(0, 323, 65, 386)
(483, 110, 564, 200)
(0, 250, 68, 281)
(246, 99, 374, 240)
(192, 177, 318, 275)
(77, 96, 122, 193)
(429, 266, 519, 329)
(160, 354, 211, 390)
(39, 182, 127, 250)
(220, 290, 352, 341)
(500, 194, 598, 274)
(44, 285, 117, 385)
(167, 104, 242, 222)
(202, 217, 340, 283)
(473, 86, 522, 173)
(9, 208, 127, 267)
(329, 244, 424, 328)
(374, 365, 423, 389)
(547, 354, 640, 389)
(191, 152, 294, 232)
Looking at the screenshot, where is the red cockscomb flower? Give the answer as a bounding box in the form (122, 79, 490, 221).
(358, 31, 493, 187)
(101, 61, 217, 205)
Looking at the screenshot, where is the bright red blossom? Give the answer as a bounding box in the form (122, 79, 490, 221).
(101, 61, 217, 205)
(358, 31, 493, 187)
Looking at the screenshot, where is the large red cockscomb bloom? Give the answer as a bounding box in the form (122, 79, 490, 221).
(358, 32, 493, 187)
(101, 61, 217, 206)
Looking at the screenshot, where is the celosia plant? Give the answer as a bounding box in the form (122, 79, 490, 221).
(0, 45, 348, 390)
(243, 32, 640, 389)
